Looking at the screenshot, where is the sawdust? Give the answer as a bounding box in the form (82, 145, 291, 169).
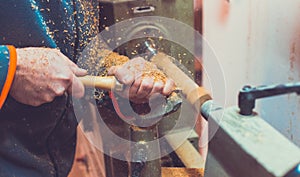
(140, 62, 167, 82)
(98, 50, 168, 83)
(102, 51, 130, 69)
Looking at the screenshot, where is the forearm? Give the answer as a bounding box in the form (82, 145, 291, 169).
(0, 45, 17, 108)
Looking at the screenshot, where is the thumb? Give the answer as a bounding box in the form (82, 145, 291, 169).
(70, 66, 88, 77)
(75, 67, 88, 77)
(63, 55, 87, 76)
(68, 75, 85, 98)
(107, 66, 119, 76)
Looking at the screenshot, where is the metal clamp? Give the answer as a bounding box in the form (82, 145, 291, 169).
(238, 82, 300, 115)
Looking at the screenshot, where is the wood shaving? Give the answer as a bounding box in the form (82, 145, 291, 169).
(100, 51, 168, 83)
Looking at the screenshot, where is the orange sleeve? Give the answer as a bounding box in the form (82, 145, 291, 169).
(0, 45, 17, 109)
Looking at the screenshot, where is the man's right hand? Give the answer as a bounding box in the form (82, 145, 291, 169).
(9, 47, 87, 106)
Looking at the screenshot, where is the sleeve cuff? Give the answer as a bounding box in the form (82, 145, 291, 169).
(0, 45, 17, 109)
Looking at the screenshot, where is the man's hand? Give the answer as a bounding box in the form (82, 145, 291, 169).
(9, 47, 87, 106)
(108, 57, 175, 103)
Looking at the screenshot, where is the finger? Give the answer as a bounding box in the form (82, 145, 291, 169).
(162, 79, 176, 96)
(136, 77, 154, 99)
(68, 76, 85, 98)
(63, 53, 78, 67)
(59, 52, 79, 71)
(114, 67, 135, 85)
(148, 81, 164, 98)
(107, 66, 118, 76)
(129, 78, 142, 98)
(59, 52, 87, 77)
(72, 67, 88, 77)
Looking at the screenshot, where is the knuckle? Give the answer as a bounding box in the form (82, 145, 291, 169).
(49, 82, 66, 96)
(141, 82, 152, 91)
(43, 95, 55, 103)
(54, 87, 65, 96)
(153, 82, 164, 92)
(141, 78, 154, 91)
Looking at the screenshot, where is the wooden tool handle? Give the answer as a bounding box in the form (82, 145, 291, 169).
(79, 76, 123, 91)
(151, 52, 212, 108)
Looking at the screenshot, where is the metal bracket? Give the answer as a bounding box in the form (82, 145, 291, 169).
(238, 82, 300, 115)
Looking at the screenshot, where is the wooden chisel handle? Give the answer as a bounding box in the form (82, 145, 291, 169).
(151, 52, 212, 108)
(79, 76, 124, 91)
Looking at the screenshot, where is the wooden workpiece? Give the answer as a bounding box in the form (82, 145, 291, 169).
(165, 131, 205, 169)
(162, 167, 204, 177)
(69, 128, 205, 177)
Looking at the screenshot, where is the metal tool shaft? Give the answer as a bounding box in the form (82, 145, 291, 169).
(130, 125, 161, 177)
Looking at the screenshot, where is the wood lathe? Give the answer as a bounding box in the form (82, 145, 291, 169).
(151, 52, 300, 177)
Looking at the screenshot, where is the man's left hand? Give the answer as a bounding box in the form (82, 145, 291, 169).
(108, 57, 175, 103)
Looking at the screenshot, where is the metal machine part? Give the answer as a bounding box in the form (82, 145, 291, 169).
(201, 100, 300, 177)
(238, 83, 300, 116)
(99, 0, 195, 75)
(126, 91, 182, 177)
(285, 165, 300, 177)
(130, 125, 161, 177)
(151, 53, 300, 176)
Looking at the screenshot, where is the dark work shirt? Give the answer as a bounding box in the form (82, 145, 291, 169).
(0, 0, 99, 176)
